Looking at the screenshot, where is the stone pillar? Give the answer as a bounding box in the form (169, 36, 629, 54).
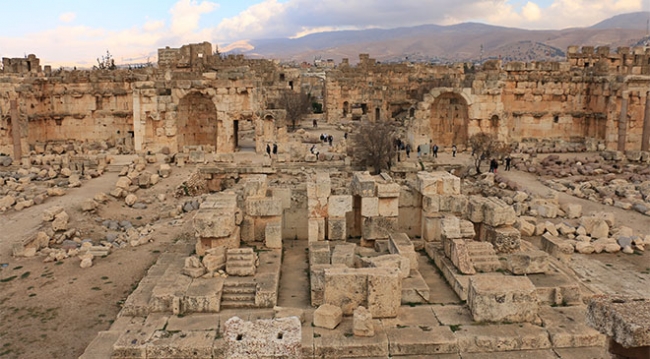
(10, 99, 21, 160)
(618, 92, 629, 152)
(642, 92, 650, 151)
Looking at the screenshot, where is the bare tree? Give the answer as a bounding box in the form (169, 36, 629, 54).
(279, 90, 311, 131)
(93, 50, 117, 70)
(469, 132, 510, 174)
(353, 120, 398, 175)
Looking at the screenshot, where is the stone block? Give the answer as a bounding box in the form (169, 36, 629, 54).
(352, 172, 376, 197)
(361, 254, 410, 279)
(309, 242, 331, 265)
(182, 279, 223, 313)
(506, 250, 549, 275)
(265, 220, 282, 249)
(378, 197, 399, 217)
(313, 304, 343, 329)
(541, 233, 573, 262)
(271, 187, 291, 210)
(327, 217, 347, 240)
(223, 316, 301, 358)
(562, 203, 582, 219)
(327, 195, 352, 217)
(331, 243, 356, 267)
(315, 172, 331, 198)
(450, 239, 475, 275)
(482, 197, 517, 227)
(367, 268, 401, 318)
(353, 306, 374, 337)
(202, 249, 226, 272)
(388, 232, 418, 270)
(362, 216, 397, 240)
(422, 195, 440, 214)
(308, 217, 325, 242)
(193, 211, 236, 238)
(246, 197, 283, 216)
(42, 205, 65, 222)
(484, 225, 521, 253)
(376, 182, 401, 198)
(468, 275, 539, 323)
(416, 171, 460, 195)
(587, 295, 650, 348)
(243, 174, 268, 197)
(422, 214, 443, 242)
(324, 267, 368, 315)
(361, 197, 379, 217)
(539, 306, 606, 349)
(467, 196, 485, 223)
(52, 211, 69, 232)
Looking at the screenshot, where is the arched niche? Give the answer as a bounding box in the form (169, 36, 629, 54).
(430, 92, 469, 147)
(176, 92, 217, 151)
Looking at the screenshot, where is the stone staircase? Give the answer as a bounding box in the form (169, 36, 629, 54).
(467, 242, 501, 273)
(226, 248, 257, 276)
(220, 282, 257, 309)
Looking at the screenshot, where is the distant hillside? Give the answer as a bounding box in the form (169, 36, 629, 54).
(222, 12, 650, 64)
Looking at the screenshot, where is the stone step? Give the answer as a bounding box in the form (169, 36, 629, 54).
(226, 261, 255, 268)
(222, 286, 256, 294)
(220, 300, 257, 309)
(221, 293, 256, 302)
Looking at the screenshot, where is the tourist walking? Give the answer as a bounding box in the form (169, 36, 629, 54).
(505, 156, 511, 171)
(417, 145, 421, 158)
(266, 144, 271, 157)
(405, 144, 411, 158)
(432, 144, 439, 158)
(452, 144, 457, 157)
(328, 135, 333, 146)
(272, 143, 278, 156)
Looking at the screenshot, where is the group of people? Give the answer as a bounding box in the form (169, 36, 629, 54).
(319, 133, 334, 146)
(489, 156, 512, 173)
(265, 143, 278, 157)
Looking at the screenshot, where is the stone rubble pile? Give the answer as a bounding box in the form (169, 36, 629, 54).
(0, 153, 110, 212)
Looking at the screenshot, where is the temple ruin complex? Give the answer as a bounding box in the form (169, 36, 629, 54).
(2, 43, 650, 159)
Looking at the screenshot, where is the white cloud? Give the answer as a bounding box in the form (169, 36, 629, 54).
(2, 0, 646, 67)
(59, 12, 76, 23)
(170, 0, 218, 36)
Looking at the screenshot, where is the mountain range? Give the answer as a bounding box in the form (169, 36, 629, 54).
(221, 12, 650, 64)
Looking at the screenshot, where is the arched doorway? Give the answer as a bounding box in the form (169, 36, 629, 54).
(430, 93, 469, 146)
(176, 92, 217, 151)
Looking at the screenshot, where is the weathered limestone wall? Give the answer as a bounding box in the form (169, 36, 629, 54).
(326, 47, 650, 151)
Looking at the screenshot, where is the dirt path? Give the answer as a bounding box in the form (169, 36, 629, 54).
(0, 156, 134, 263)
(277, 239, 310, 308)
(0, 157, 199, 358)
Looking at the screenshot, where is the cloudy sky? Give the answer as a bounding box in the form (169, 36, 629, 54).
(0, 0, 646, 67)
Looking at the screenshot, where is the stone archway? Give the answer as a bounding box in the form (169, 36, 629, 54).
(176, 92, 217, 150)
(430, 92, 469, 146)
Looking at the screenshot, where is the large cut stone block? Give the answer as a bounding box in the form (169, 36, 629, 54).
(309, 242, 331, 265)
(484, 225, 521, 254)
(388, 232, 418, 270)
(324, 267, 368, 315)
(313, 304, 342, 329)
(352, 172, 376, 197)
(328, 195, 353, 217)
(482, 197, 517, 227)
(315, 172, 331, 198)
(331, 243, 356, 268)
(223, 316, 302, 358)
(416, 171, 461, 195)
(308, 217, 325, 242)
(361, 254, 410, 279)
(422, 195, 440, 215)
(367, 268, 401, 318)
(376, 182, 401, 198)
(378, 197, 399, 217)
(450, 239, 475, 275)
(327, 217, 347, 240)
(246, 197, 283, 216)
(362, 216, 397, 240)
(422, 214, 443, 242)
(193, 211, 236, 238)
(468, 275, 539, 323)
(587, 295, 650, 348)
(361, 197, 379, 217)
(265, 220, 282, 249)
(243, 174, 268, 197)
